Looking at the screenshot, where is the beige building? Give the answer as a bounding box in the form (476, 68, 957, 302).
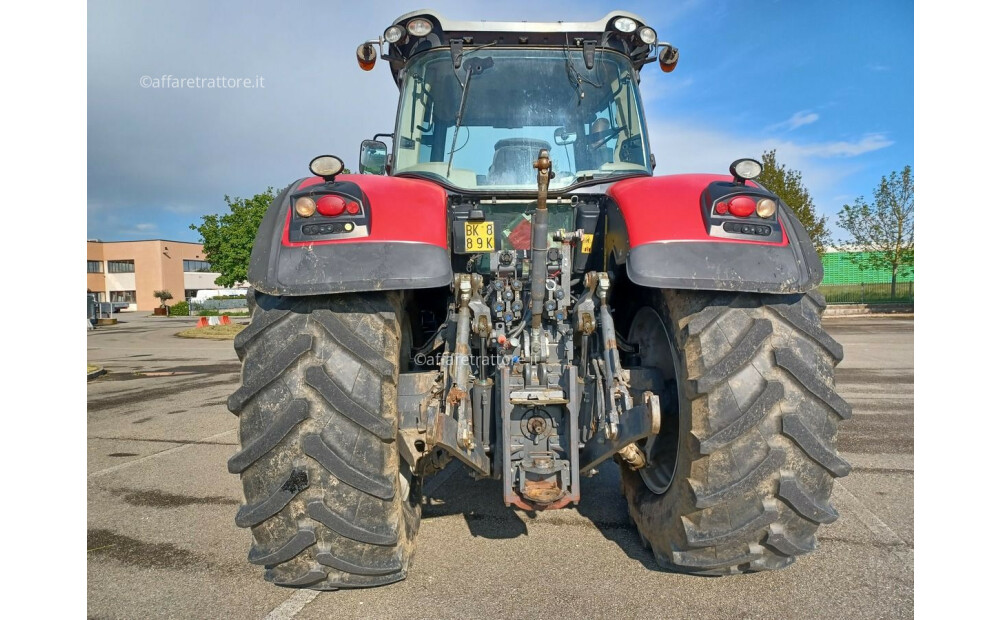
(87, 239, 226, 311)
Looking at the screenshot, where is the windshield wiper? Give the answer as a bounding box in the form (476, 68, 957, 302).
(575, 169, 623, 183)
(446, 56, 494, 177)
(563, 33, 604, 103)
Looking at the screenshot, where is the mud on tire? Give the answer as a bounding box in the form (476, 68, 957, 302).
(227, 290, 419, 589)
(621, 289, 850, 574)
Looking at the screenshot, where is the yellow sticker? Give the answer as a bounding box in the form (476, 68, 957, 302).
(581, 233, 594, 254)
(464, 221, 495, 252)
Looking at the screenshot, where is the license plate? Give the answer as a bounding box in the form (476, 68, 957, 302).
(464, 221, 495, 252)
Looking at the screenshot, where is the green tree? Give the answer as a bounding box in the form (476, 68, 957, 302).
(153, 289, 173, 309)
(190, 188, 276, 287)
(836, 166, 914, 298)
(756, 149, 831, 254)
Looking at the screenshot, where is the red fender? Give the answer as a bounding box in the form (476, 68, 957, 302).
(606, 174, 787, 247)
(283, 174, 448, 248)
(604, 174, 824, 294)
(250, 175, 452, 296)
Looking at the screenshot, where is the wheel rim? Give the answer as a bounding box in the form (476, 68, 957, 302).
(627, 306, 681, 495)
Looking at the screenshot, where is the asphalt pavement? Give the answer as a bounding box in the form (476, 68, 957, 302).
(87, 313, 914, 619)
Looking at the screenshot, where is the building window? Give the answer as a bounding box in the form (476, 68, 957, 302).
(183, 259, 214, 272)
(107, 260, 135, 273)
(110, 290, 136, 303)
(87, 260, 104, 273)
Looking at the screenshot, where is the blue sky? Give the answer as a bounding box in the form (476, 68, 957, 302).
(87, 0, 913, 244)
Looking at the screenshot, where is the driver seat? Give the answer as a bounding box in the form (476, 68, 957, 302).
(487, 138, 552, 185)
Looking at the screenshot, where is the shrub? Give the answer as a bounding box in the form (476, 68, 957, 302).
(154, 290, 174, 308)
(169, 301, 189, 316)
(198, 308, 221, 316)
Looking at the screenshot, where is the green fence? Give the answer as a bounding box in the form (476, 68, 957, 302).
(189, 298, 249, 316)
(818, 281, 914, 305)
(819, 251, 914, 305)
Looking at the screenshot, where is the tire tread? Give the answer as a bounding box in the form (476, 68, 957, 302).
(230, 292, 416, 589)
(692, 318, 772, 394)
(623, 289, 849, 575)
(227, 399, 308, 471)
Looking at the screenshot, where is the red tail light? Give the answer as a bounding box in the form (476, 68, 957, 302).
(346, 201, 361, 215)
(316, 195, 346, 216)
(727, 196, 756, 217)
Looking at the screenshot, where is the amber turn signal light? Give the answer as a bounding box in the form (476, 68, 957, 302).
(356, 43, 377, 71)
(294, 197, 316, 218)
(659, 45, 679, 73)
(756, 198, 777, 218)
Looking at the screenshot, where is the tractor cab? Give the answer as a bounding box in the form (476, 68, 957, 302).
(356, 11, 678, 194)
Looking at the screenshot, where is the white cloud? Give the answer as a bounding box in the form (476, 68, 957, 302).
(767, 110, 820, 132)
(87, 0, 597, 240)
(645, 118, 890, 220)
(116, 222, 159, 237)
(641, 75, 695, 106)
(795, 133, 894, 157)
(163, 203, 203, 215)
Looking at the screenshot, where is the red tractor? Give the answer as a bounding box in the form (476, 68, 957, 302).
(228, 9, 850, 589)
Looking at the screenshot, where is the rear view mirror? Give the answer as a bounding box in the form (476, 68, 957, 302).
(359, 140, 388, 175)
(553, 127, 577, 146)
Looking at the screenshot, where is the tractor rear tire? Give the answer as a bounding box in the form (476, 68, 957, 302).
(227, 290, 419, 589)
(621, 289, 850, 574)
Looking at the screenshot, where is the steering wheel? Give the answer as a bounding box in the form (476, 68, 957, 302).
(587, 125, 627, 151)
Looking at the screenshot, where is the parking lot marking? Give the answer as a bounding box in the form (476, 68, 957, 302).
(837, 391, 913, 401)
(88, 429, 237, 478)
(834, 480, 907, 547)
(254, 463, 459, 619)
(263, 589, 319, 620)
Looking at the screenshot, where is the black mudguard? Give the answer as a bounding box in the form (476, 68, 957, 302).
(603, 174, 824, 294)
(623, 205, 823, 294)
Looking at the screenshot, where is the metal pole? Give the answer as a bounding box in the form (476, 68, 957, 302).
(530, 149, 552, 362)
